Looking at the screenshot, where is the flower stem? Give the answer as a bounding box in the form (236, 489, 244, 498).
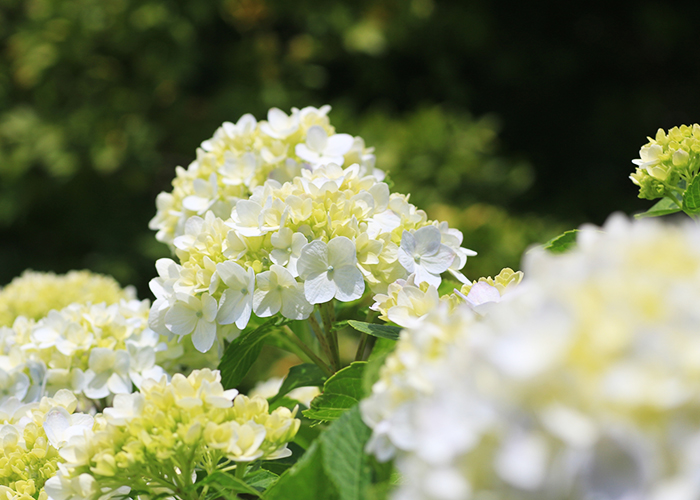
(319, 302, 340, 371)
(235, 462, 246, 480)
(308, 312, 337, 371)
(281, 325, 333, 376)
(355, 333, 369, 361)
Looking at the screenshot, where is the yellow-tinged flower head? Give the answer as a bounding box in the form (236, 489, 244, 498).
(0, 270, 134, 327)
(47, 369, 300, 500)
(1, 298, 166, 409)
(150, 161, 475, 352)
(630, 124, 700, 200)
(363, 214, 700, 500)
(370, 267, 522, 329)
(150, 105, 380, 248)
(0, 391, 92, 500)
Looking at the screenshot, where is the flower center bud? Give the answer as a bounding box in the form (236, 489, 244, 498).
(414, 255, 421, 264)
(327, 265, 334, 274)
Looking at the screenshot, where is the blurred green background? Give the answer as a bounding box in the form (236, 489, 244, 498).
(1, 0, 697, 297)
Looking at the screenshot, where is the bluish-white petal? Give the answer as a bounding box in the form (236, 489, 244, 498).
(328, 236, 357, 269)
(332, 265, 365, 302)
(164, 301, 197, 336)
(192, 319, 217, 353)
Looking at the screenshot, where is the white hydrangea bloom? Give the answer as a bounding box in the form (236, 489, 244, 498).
(363, 214, 700, 500)
(0, 298, 168, 409)
(150, 105, 379, 248)
(150, 159, 473, 350)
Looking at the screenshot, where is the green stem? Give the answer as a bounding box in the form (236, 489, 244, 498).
(354, 333, 369, 361)
(235, 462, 247, 480)
(308, 312, 336, 371)
(319, 303, 340, 370)
(281, 325, 333, 376)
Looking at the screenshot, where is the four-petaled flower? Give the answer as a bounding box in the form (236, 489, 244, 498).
(398, 226, 455, 287)
(216, 262, 256, 329)
(254, 265, 313, 320)
(297, 237, 365, 304)
(165, 292, 218, 353)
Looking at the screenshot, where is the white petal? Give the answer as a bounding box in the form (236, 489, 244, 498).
(413, 225, 441, 256)
(216, 261, 247, 288)
(192, 319, 217, 353)
(420, 245, 455, 274)
(164, 302, 197, 336)
(297, 240, 330, 279)
(280, 286, 313, 320)
(327, 236, 357, 269)
(304, 272, 336, 304)
(465, 282, 501, 307)
(332, 266, 365, 302)
(201, 293, 218, 322)
(254, 290, 282, 317)
(306, 126, 328, 152)
(325, 133, 354, 156)
(43, 407, 71, 448)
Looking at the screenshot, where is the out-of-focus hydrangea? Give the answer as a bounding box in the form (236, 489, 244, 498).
(0, 390, 93, 500)
(630, 124, 700, 200)
(363, 214, 700, 500)
(45, 369, 300, 500)
(0, 270, 134, 327)
(149, 159, 475, 353)
(250, 375, 321, 407)
(0, 299, 166, 409)
(370, 268, 522, 328)
(150, 105, 380, 248)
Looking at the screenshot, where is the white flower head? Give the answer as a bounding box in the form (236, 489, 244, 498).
(295, 126, 354, 167)
(254, 265, 313, 320)
(398, 226, 456, 287)
(297, 237, 365, 304)
(164, 292, 218, 353)
(259, 107, 300, 140)
(216, 262, 255, 329)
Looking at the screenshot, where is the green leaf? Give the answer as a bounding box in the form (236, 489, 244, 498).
(362, 338, 395, 396)
(263, 406, 373, 500)
(319, 406, 372, 500)
(244, 468, 279, 492)
(269, 363, 328, 404)
(198, 470, 262, 498)
(683, 175, 700, 214)
(635, 196, 682, 219)
(347, 320, 402, 341)
(218, 317, 279, 389)
(542, 229, 579, 254)
(263, 440, 339, 500)
(303, 362, 367, 421)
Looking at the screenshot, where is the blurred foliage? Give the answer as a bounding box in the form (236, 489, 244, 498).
(2, 0, 694, 295)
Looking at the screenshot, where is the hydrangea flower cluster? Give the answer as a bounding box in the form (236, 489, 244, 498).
(0, 298, 166, 407)
(370, 267, 522, 328)
(149, 162, 475, 352)
(363, 214, 700, 500)
(45, 369, 300, 500)
(0, 270, 134, 327)
(630, 124, 700, 200)
(0, 390, 92, 500)
(361, 270, 522, 464)
(149, 105, 379, 247)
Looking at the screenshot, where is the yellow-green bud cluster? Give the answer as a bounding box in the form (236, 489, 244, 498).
(46, 369, 299, 500)
(0, 390, 91, 500)
(0, 270, 134, 328)
(630, 124, 700, 200)
(149, 105, 378, 248)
